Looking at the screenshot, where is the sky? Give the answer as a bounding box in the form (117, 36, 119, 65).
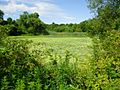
(0, 0, 94, 24)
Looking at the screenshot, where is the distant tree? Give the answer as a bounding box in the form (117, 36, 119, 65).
(79, 21, 88, 32)
(17, 11, 48, 35)
(0, 10, 5, 25)
(0, 10, 4, 20)
(6, 25, 18, 36)
(30, 12, 39, 18)
(7, 17, 13, 24)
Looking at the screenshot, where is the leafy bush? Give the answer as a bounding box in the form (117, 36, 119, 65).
(88, 30, 120, 89)
(0, 40, 37, 89)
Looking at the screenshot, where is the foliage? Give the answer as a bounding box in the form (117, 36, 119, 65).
(87, 0, 120, 32)
(89, 30, 120, 89)
(47, 23, 82, 32)
(0, 10, 49, 36)
(0, 40, 34, 89)
(0, 25, 8, 46)
(0, 10, 4, 20)
(16, 11, 48, 35)
(86, 0, 120, 89)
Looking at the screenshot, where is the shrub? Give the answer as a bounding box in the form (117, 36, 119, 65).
(89, 30, 120, 89)
(0, 39, 42, 89)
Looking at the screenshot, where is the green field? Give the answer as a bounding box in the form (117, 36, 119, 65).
(10, 35, 93, 61)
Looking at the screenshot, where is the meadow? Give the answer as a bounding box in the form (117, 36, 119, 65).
(10, 35, 93, 61)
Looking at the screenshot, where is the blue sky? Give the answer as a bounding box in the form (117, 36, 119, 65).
(0, 0, 94, 24)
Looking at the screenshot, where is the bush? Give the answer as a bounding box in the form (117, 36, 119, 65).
(0, 39, 42, 89)
(89, 30, 120, 89)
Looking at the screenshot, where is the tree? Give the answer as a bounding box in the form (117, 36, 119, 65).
(0, 10, 4, 20)
(7, 17, 13, 24)
(87, 0, 120, 31)
(87, 0, 120, 14)
(17, 11, 48, 35)
(0, 10, 5, 25)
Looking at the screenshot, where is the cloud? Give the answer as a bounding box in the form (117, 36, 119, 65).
(0, 0, 77, 23)
(0, 0, 30, 13)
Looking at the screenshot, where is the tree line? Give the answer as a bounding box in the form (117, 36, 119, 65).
(0, 10, 48, 36)
(0, 9, 92, 36)
(1, 5, 119, 36)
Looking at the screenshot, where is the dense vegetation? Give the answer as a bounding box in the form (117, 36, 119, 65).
(0, 0, 120, 89)
(0, 10, 48, 36)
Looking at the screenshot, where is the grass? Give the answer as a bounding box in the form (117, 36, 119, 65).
(10, 35, 93, 61)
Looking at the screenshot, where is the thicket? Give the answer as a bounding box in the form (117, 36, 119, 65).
(85, 0, 120, 89)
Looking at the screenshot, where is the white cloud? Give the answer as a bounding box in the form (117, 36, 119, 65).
(0, 0, 77, 23)
(0, 0, 30, 13)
